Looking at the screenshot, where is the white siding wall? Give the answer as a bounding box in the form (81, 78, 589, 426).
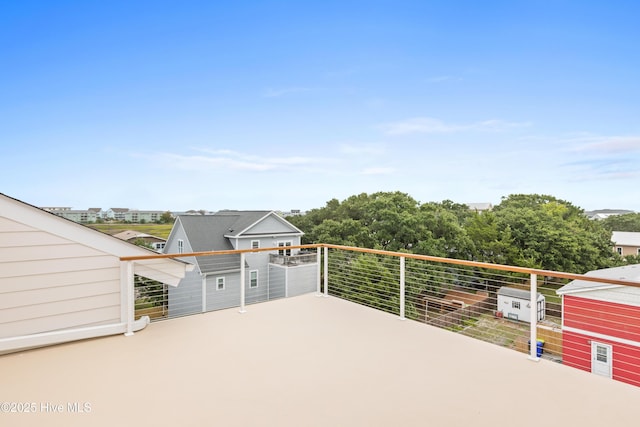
(0, 217, 121, 339)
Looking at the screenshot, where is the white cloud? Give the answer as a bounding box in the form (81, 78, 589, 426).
(339, 143, 386, 156)
(380, 117, 531, 135)
(573, 136, 640, 154)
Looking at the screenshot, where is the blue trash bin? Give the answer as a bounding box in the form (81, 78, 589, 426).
(528, 339, 545, 357)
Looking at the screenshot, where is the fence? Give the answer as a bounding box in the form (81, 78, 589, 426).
(124, 243, 640, 387)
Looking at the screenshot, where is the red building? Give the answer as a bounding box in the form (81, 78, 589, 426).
(557, 264, 640, 387)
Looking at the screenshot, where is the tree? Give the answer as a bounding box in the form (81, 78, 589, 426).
(492, 194, 614, 273)
(601, 213, 640, 232)
(159, 211, 175, 224)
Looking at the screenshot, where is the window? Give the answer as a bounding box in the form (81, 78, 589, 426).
(512, 301, 521, 309)
(596, 345, 608, 363)
(250, 270, 258, 288)
(251, 240, 260, 249)
(637, 248, 640, 255)
(278, 241, 292, 256)
(216, 277, 225, 291)
(178, 239, 184, 254)
(616, 247, 622, 255)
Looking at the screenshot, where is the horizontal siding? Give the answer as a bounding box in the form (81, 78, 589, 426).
(1, 214, 124, 341)
(0, 217, 37, 232)
(562, 330, 591, 373)
(564, 296, 640, 342)
(0, 306, 120, 339)
(0, 255, 118, 278)
(563, 330, 640, 387)
(0, 230, 72, 247)
(0, 268, 119, 294)
(0, 293, 121, 324)
(0, 243, 106, 263)
(0, 280, 118, 310)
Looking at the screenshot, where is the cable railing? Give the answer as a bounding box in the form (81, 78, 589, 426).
(123, 243, 640, 387)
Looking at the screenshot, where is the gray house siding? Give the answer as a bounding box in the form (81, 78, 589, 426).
(166, 224, 202, 317)
(164, 211, 315, 317)
(206, 273, 242, 311)
(268, 266, 286, 299)
(242, 215, 297, 235)
(287, 264, 317, 297)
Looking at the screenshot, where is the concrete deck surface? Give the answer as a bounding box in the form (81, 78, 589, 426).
(1, 293, 639, 426)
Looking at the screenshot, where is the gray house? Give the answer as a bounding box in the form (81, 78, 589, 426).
(164, 210, 317, 316)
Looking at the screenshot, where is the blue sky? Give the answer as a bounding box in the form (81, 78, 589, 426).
(2, 1, 639, 212)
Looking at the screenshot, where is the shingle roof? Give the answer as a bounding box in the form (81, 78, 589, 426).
(556, 264, 640, 295)
(213, 210, 272, 237)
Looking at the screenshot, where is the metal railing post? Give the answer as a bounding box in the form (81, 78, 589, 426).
(316, 247, 322, 296)
(239, 252, 246, 313)
(323, 246, 329, 297)
(399, 256, 406, 320)
(123, 261, 135, 336)
(528, 273, 539, 361)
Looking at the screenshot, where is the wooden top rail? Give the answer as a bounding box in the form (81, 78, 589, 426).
(121, 243, 640, 289)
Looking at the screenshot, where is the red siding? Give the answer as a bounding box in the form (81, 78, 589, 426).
(563, 295, 640, 342)
(562, 330, 640, 387)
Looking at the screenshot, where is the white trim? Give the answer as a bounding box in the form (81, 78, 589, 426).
(251, 240, 260, 249)
(249, 270, 259, 288)
(563, 325, 640, 348)
(215, 276, 226, 291)
(201, 275, 207, 313)
(0, 317, 150, 355)
(277, 240, 293, 256)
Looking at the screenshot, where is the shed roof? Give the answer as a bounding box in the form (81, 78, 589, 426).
(497, 287, 543, 301)
(557, 264, 640, 295)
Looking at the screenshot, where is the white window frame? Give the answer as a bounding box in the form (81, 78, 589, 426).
(251, 240, 260, 249)
(215, 276, 225, 291)
(249, 270, 259, 288)
(178, 239, 184, 254)
(278, 241, 292, 256)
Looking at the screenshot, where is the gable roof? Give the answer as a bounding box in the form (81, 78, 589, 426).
(612, 231, 640, 247)
(0, 193, 190, 285)
(556, 264, 640, 295)
(497, 287, 543, 301)
(171, 211, 303, 274)
(215, 210, 303, 237)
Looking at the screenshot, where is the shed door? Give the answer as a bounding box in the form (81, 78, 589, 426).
(591, 342, 612, 379)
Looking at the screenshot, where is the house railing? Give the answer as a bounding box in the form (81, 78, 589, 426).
(269, 252, 317, 266)
(121, 243, 640, 385)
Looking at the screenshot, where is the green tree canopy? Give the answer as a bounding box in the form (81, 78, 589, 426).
(600, 213, 640, 232)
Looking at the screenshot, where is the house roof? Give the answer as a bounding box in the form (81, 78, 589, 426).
(113, 230, 166, 242)
(497, 287, 543, 301)
(557, 264, 640, 295)
(612, 231, 640, 247)
(215, 210, 303, 237)
(175, 215, 242, 274)
(173, 211, 302, 274)
(0, 193, 190, 285)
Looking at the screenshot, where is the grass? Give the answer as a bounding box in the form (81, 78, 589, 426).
(87, 223, 174, 239)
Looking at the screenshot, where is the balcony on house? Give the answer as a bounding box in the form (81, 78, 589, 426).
(2, 244, 640, 426)
(269, 250, 317, 266)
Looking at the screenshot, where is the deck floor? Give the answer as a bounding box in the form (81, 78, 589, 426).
(2, 294, 639, 426)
